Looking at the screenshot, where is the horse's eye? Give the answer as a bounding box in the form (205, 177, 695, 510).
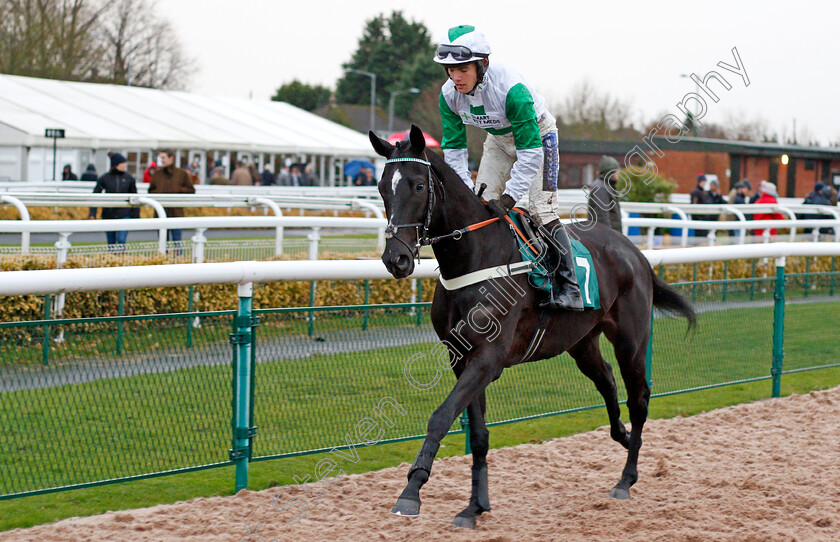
(415, 183, 424, 192)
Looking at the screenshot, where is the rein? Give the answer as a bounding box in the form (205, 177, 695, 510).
(383, 156, 541, 263)
(384, 156, 501, 258)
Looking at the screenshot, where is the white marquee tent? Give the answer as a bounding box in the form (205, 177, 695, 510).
(0, 74, 378, 184)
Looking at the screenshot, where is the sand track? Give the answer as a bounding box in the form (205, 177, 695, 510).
(3, 387, 839, 541)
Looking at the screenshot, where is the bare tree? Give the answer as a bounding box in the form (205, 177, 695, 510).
(96, 0, 195, 89)
(721, 112, 775, 142)
(0, 0, 112, 81)
(554, 79, 639, 140)
(0, 0, 194, 89)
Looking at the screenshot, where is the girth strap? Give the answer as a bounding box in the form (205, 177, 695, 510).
(438, 261, 533, 291)
(517, 309, 549, 363)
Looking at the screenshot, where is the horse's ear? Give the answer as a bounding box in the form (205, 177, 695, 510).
(408, 124, 426, 154)
(369, 131, 394, 158)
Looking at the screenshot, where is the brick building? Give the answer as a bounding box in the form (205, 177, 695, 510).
(557, 137, 840, 198)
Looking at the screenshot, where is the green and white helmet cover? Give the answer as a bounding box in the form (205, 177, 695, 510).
(433, 25, 491, 65)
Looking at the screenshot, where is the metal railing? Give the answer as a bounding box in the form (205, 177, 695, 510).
(0, 244, 839, 499)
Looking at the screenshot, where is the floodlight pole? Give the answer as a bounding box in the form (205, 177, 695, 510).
(388, 88, 421, 134)
(345, 68, 377, 133)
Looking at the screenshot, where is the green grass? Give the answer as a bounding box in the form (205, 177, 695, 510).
(1, 366, 838, 532)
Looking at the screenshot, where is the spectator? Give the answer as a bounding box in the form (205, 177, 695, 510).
(690, 174, 711, 236)
(143, 161, 157, 183)
(209, 166, 228, 185)
(289, 166, 303, 187)
(247, 163, 259, 185)
(260, 164, 276, 186)
(744, 179, 760, 204)
(62, 164, 78, 181)
(149, 149, 195, 250)
(80, 163, 98, 181)
(707, 179, 725, 204)
(753, 181, 783, 237)
(353, 166, 373, 186)
(729, 181, 750, 205)
(803, 181, 833, 234)
(303, 164, 319, 186)
(230, 161, 252, 186)
(87, 153, 139, 250)
(188, 160, 201, 185)
(586, 155, 623, 232)
(824, 181, 838, 206)
(277, 166, 291, 186)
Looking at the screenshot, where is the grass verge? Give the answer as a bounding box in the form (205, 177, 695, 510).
(1, 366, 838, 532)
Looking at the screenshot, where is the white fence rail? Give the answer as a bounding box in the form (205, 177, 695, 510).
(0, 242, 837, 297)
(0, 215, 386, 258)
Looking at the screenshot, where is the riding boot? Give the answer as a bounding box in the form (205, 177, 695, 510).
(537, 219, 584, 311)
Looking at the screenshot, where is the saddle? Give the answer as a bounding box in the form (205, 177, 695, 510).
(506, 208, 600, 309)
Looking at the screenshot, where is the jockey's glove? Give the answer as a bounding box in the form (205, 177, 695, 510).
(487, 194, 516, 217)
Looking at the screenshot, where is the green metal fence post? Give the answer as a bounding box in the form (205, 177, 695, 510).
(230, 282, 256, 493)
(721, 261, 729, 302)
(42, 294, 51, 366)
(691, 263, 698, 302)
(749, 259, 757, 300)
(116, 290, 125, 356)
(831, 257, 836, 297)
(308, 281, 316, 337)
(771, 259, 786, 398)
(187, 285, 194, 348)
(804, 258, 810, 298)
(460, 409, 471, 455)
(416, 279, 423, 326)
(362, 280, 370, 331)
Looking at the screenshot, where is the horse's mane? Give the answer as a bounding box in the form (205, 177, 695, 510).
(394, 142, 487, 209)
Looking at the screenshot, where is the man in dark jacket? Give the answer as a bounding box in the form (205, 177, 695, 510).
(803, 181, 833, 234)
(586, 155, 623, 232)
(62, 164, 78, 180)
(259, 164, 276, 186)
(81, 164, 98, 181)
(88, 153, 139, 248)
(149, 149, 195, 249)
(690, 174, 712, 236)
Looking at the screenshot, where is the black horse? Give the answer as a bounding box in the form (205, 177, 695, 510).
(371, 125, 696, 529)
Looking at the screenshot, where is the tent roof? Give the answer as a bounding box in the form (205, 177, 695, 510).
(0, 74, 376, 158)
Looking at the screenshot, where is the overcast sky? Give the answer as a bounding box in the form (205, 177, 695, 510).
(159, 0, 839, 145)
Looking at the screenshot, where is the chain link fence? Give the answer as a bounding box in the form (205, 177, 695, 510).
(1, 269, 839, 499)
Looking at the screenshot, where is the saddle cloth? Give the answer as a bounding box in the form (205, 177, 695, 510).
(507, 210, 601, 309)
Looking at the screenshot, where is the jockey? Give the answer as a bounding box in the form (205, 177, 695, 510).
(435, 25, 583, 311)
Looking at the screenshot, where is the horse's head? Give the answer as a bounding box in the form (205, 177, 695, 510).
(369, 125, 434, 279)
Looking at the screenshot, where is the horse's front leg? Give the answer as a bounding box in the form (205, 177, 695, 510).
(391, 360, 496, 517)
(452, 391, 490, 529)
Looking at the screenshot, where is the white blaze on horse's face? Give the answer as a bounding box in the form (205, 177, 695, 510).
(390, 170, 403, 198)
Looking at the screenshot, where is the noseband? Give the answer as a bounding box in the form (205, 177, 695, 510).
(383, 156, 437, 260)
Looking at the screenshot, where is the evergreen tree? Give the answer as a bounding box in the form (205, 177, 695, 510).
(271, 80, 332, 111)
(335, 11, 438, 116)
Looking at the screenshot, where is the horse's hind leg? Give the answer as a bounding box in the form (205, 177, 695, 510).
(452, 391, 491, 529)
(604, 316, 651, 500)
(568, 330, 629, 449)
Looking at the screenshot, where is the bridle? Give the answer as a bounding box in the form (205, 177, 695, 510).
(382, 156, 438, 260)
(382, 154, 504, 262)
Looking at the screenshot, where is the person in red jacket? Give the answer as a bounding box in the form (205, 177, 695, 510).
(143, 161, 157, 183)
(753, 181, 784, 237)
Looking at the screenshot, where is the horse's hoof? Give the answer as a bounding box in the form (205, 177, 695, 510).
(452, 515, 477, 529)
(609, 486, 631, 500)
(391, 497, 420, 517)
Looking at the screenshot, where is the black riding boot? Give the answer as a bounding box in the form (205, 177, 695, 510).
(537, 220, 584, 311)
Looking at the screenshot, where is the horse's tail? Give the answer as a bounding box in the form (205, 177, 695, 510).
(651, 270, 697, 330)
